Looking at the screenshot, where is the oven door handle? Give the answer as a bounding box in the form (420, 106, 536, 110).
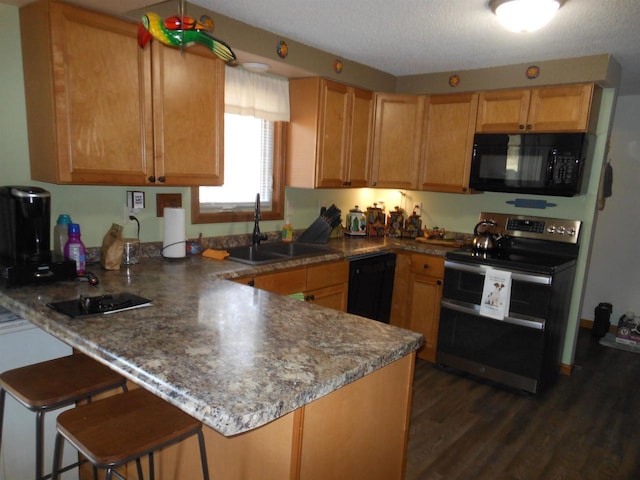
(444, 260, 552, 285)
(440, 298, 546, 330)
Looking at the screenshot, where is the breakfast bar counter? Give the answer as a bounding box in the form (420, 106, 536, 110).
(0, 249, 423, 479)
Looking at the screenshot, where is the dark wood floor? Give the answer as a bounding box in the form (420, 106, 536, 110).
(405, 329, 640, 480)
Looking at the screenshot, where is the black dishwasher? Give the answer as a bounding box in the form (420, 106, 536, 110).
(347, 253, 396, 323)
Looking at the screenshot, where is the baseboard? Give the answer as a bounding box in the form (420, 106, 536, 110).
(579, 318, 617, 333)
(561, 321, 617, 376)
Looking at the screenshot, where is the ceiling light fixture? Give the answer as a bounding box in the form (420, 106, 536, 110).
(490, 0, 565, 33)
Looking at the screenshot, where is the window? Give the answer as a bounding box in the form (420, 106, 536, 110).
(191, 66, 289, 224)
(192, 116, 285, 223)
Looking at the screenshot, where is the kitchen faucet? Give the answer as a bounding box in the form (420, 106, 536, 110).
(252, 193, 268, 245)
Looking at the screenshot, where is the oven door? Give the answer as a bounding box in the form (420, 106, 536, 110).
(438, 299, 546, 393)
(438, 260, 554, 393)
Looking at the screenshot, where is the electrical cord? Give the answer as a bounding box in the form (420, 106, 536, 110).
(129, 215, 140, 239)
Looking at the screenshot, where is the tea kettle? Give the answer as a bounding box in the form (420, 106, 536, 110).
(473, 219, 499, 251)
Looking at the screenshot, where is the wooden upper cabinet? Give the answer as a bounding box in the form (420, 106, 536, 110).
(371, 93, 424, 190)
(151, 44, 224, 186)
(20, 0, 224, 186)
(476, 83, 599, 133)
(419, 93, 479, 193)
(287, 78, 373, 188)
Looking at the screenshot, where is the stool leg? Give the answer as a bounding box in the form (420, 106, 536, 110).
(196, 430, 210, 480)
(35, 409, 45, 480)
(51, 432, 63, 480)
(135, 457, 144, 479)
(0, 388, 5, 460)
(148, 452, 155, 480)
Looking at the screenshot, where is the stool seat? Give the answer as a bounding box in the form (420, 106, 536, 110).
(0, 353, 126, 410)
(0, 353, 127, 480)
(53, 388, 210, 479)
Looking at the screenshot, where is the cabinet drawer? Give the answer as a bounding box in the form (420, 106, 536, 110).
(251, 268, 307, 295)
(307, 261, 349, 291)
(409, 254, 444, 278)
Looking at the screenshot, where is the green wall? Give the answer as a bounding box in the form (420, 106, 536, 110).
(0, 3, 617, 366)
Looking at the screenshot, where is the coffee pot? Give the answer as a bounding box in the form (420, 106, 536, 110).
(472, 219, 499, 251)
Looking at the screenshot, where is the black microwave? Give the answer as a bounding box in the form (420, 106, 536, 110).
(469, 133, 593, 197)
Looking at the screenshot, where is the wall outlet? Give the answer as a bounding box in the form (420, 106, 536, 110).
(127, 191, 145, 210)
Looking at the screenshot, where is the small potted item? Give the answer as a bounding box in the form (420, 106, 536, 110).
(425, 226, 446, 240)
(403, 206, 422, 238)
(387, 206, 405, 238)
(345, 206, 366, 236)
(366, 203, 386, 237)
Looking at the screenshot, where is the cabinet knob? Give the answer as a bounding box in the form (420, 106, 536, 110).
(526, 124, 533, 130)
(423, 264, 429, 269)
(518, 124, 525, 130)
(437, 280, 442, 286)
(148, 176, 156, 183)
(248, 279, 255, 287)
(158, 176, 166, 183)
(304, 294, 315, 302)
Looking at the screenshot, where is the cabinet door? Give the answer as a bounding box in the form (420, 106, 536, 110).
(408, 254, 444, 362)
(419, 93, 478, 193)
(306, 261, 349, 311)
(24, 2, 152, 184)
(371, 94, 424, 189)
(316, 81, 351, 188)
(305, 283, 349, 311)
(307, 261, 349, 291)
(527, 84, 595, 132)
(235, 268, 307, 295)
(475, 89, 531, 133)
(152, 44, 224, 185)
(408, 272, 443, 362)
(346, 88, 374, 187)
(389, 252, 411, 330)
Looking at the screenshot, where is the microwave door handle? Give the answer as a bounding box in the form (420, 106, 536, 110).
(546, 150, 557, 184)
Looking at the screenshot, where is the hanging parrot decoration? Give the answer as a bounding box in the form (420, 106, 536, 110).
(138, 11, 236, 63)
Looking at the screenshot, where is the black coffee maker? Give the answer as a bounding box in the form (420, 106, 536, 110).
(0, 186, 75, 287)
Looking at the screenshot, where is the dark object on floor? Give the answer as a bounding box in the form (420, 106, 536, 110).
(592, 302, 612, 338)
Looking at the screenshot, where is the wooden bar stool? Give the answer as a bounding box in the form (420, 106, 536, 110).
(0, 353, 127, 480)
(51, 388, 210, 480)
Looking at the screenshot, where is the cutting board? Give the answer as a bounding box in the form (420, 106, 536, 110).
(415, 237, 471, 248)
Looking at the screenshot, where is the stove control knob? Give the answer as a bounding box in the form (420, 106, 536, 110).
(567, 227, 576, 236)
(547, 225, 556, 233)
(557, 226, 566, 235)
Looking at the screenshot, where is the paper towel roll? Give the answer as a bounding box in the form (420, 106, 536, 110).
(163, 208, 186, 258)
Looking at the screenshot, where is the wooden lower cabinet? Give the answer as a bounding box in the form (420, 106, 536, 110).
(153, 353, 415, 480)
(390, 251, 444, 362)
(233, 261, 349, 312)
(304, 261, 349, 311)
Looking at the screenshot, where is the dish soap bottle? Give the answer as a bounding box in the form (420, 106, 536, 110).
(53, 214, 72, 258)
(64, 223, 86, 275)
(282, 218, 294, 242)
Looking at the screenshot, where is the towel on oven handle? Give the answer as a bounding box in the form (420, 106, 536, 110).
(479, 268, 511, 320)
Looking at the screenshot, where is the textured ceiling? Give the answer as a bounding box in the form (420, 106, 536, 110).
(6, 0, 640, 94)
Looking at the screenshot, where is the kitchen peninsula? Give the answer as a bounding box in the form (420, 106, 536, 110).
(0, 248, 423, 479)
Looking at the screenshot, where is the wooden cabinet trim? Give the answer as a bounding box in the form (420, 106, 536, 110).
(306, 260, 349, 291)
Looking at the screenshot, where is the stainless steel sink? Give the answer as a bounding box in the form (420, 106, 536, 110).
(226, 242, 337, 265)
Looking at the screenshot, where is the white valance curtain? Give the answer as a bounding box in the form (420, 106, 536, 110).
(224, 66, 290, 122)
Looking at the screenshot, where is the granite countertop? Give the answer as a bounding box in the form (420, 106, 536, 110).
(0, 237, 454, 437)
